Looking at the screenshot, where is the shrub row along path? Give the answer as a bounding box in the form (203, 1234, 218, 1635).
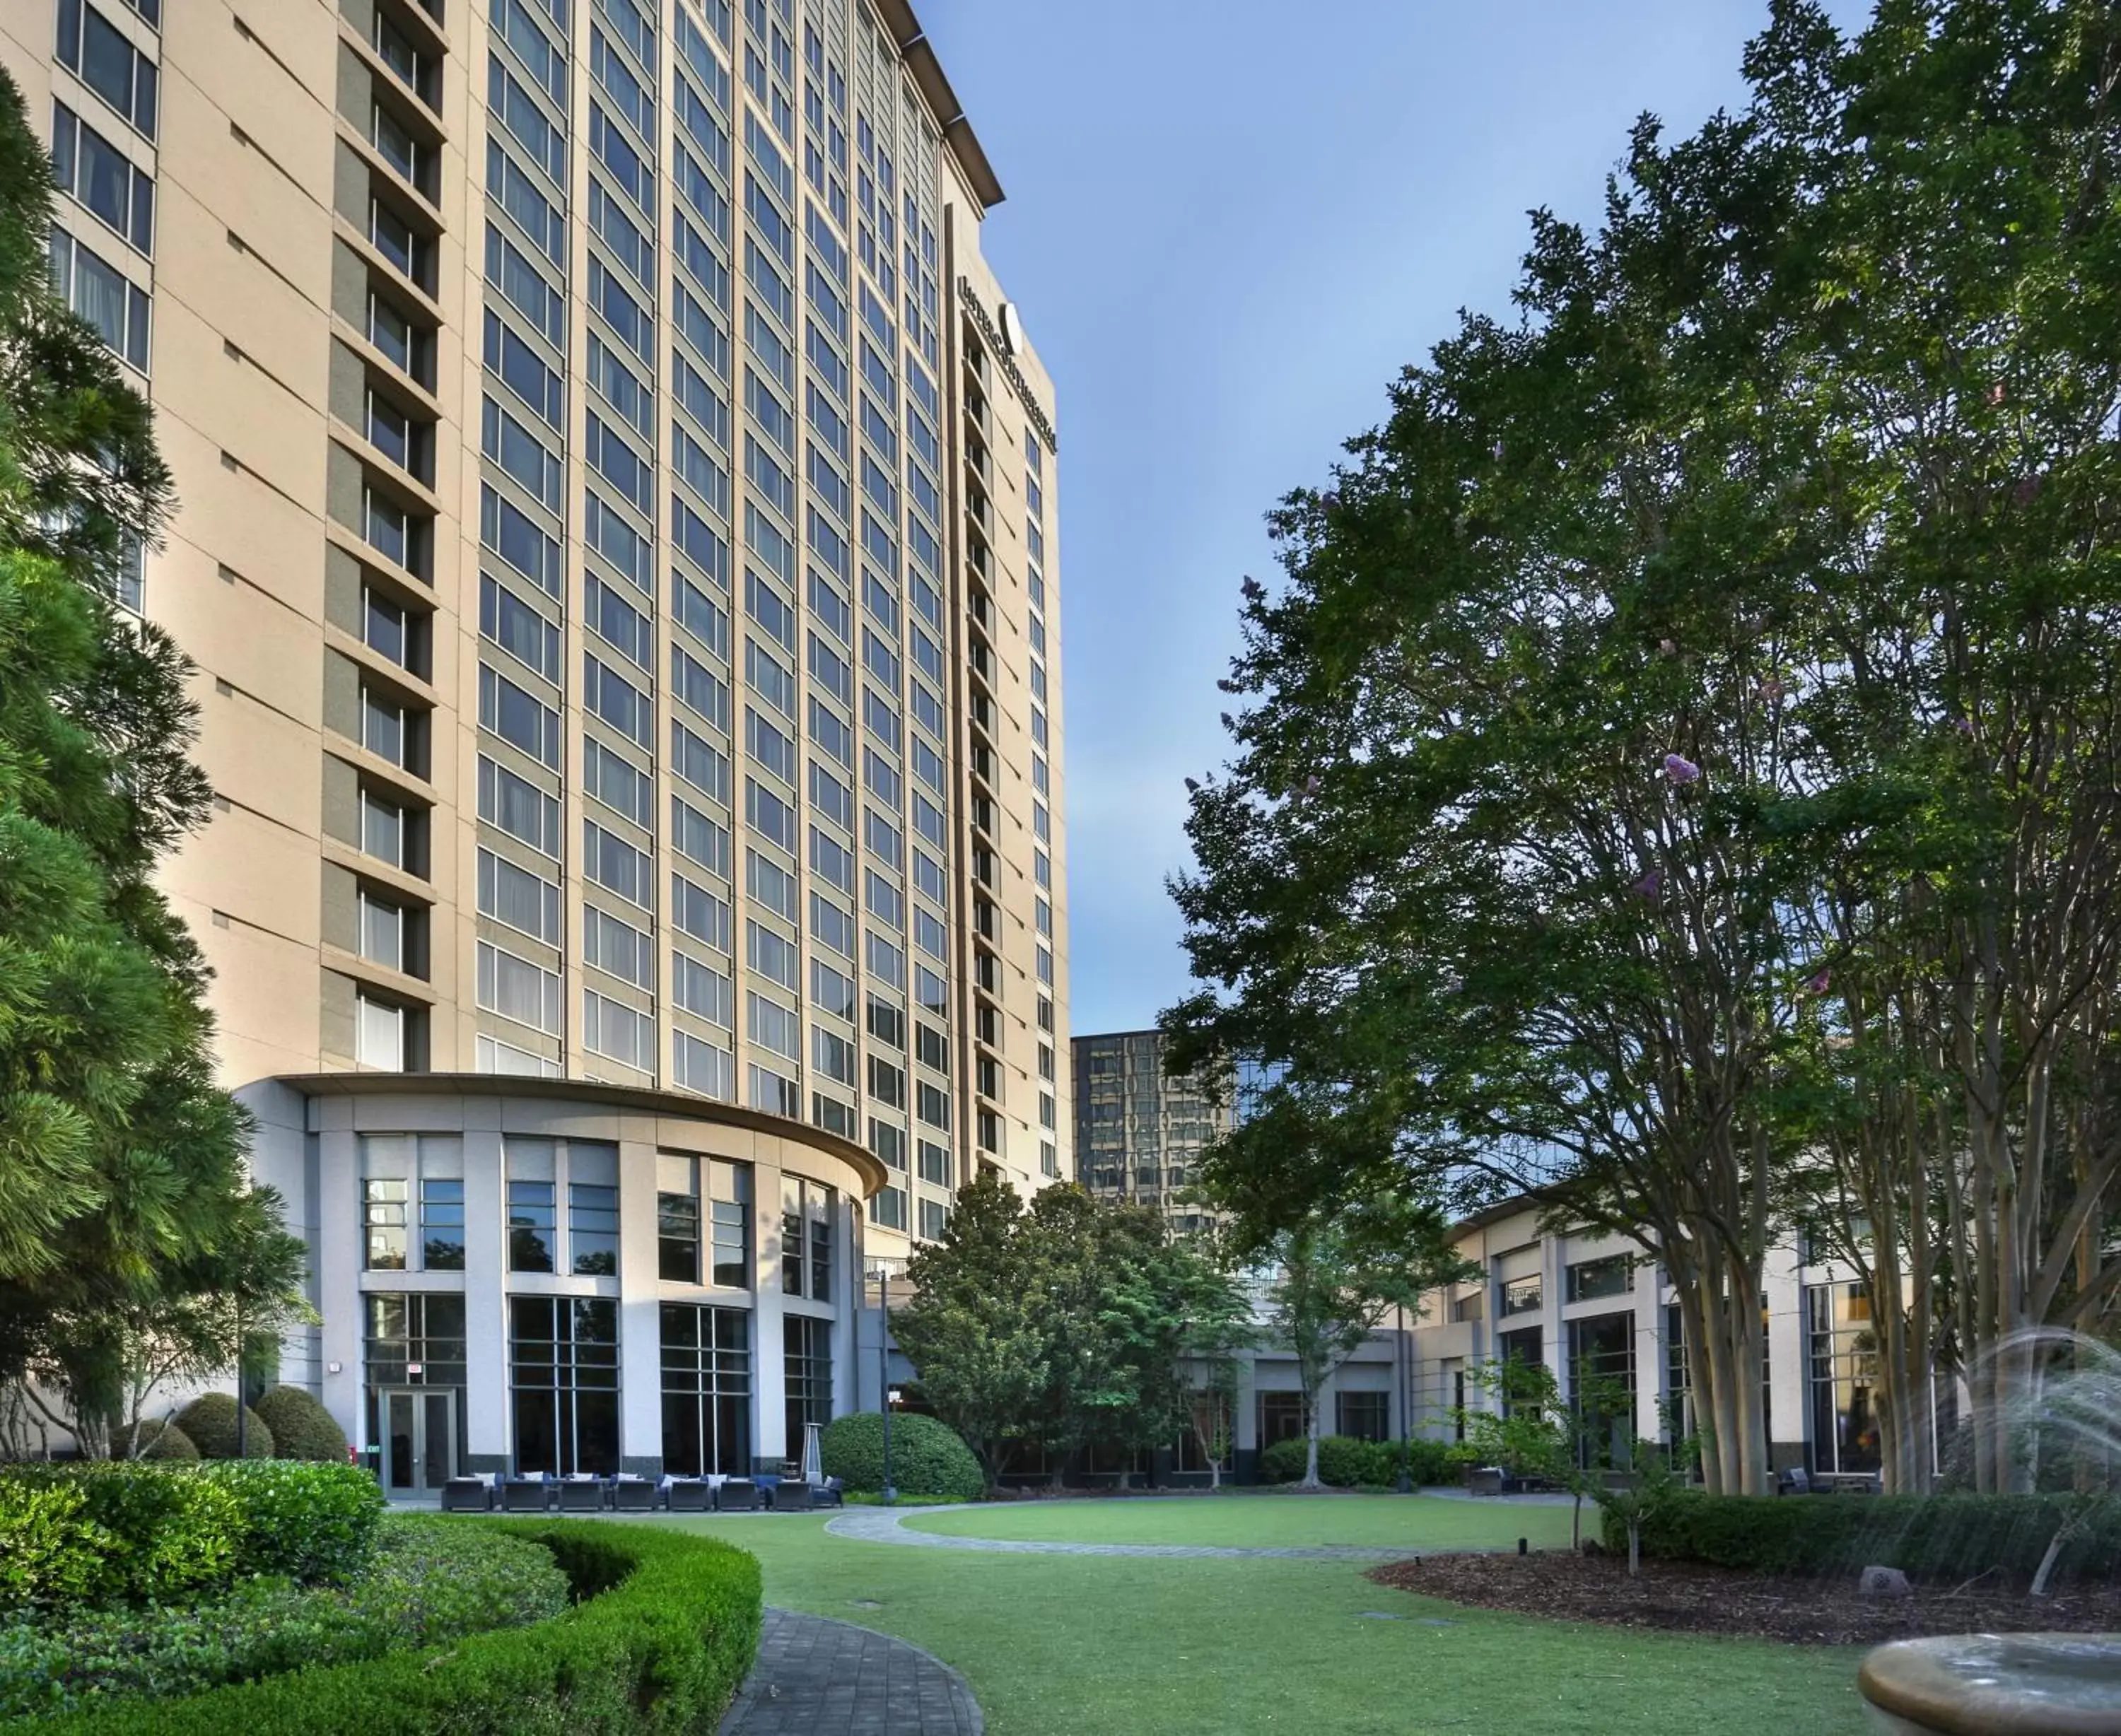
(825, 1494, 1570, 1560)
(718, 1607, 982, 1735)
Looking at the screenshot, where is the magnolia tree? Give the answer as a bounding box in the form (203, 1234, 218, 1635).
(1167, 0, 2121, 1494)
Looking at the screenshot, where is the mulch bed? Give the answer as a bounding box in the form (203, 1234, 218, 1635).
(1367, 1550, 2121, 1646)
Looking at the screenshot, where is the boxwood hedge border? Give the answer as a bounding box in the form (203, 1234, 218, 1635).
(33, 1520, 761, 1734)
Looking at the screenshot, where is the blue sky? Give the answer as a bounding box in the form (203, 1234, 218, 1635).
(916, 1, 1870, 1036)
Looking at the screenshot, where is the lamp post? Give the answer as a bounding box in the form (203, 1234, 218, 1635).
(870, 1261, 897, 1505)
(1395, 1299, 1413, 1494)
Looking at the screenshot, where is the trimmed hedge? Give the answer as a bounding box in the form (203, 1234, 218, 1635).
(0, 1461, 382, 1612)
(34, 1520, 763, 1735)
(820, 1411, 986, 1498)
(1605, 1489, 2121, 1585)
(1259, 1435, 1463, 1487)
(107, 1419, 199, 1462)
(251, 1386, 349, 1463)
(0, 1517, 570, 1720)
(173, 1394, 275, 1460)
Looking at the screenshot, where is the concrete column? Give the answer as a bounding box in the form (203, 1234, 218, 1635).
(617, 1137, 663, 1476)
(752, 1162, 788, 1467)
(312, 1104, 363, 1450)
(460, 1120, 510, 1472)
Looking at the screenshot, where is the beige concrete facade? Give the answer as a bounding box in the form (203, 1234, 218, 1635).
(0, 0, 1070, 1255)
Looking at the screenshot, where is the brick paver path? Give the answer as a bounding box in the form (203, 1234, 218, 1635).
(718, 1607, 981, 1736)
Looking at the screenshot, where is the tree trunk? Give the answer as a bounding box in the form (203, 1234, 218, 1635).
(1301, 1391, 1323, 1489)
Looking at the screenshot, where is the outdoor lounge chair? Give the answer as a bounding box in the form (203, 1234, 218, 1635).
(667, 1478, 713, 1512)
(716, 1479, 761, 1511)
(440, 1477, 493, 1512)
(611, 1478, 656, 1512)
(770, 1480, 815, 1511)
(503, 1478, 551, 1512)
(558, 1477, 607, 1512)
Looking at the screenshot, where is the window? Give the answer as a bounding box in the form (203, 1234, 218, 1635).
(57, 0, 158, 136)
(1566, 1255, 1633, 1304)
(481, 575, 559, 681)
(712, 1175, 749, 1287)
(1336, 1391, 1389, 1443)
(479, 755, 559, 856)
(362, 1177, 408, 1270)
(1501, 1274, 1542, 1317)
(918, 1198, 947, 1242)
(507, 1169, 556, 1272)
(478, 941, 559, 1033)
(783, 1313, 831, 1456)
(50, 104, 152, 252)
(1806, 1284, 1881, 1477)
(1257, 1390, 1304, 1449)
(356, 991, 404, 1069)
(420, 1178, 464, 1270)
(872, 1184, 905, 1231)
(361, 787, 407, 868)
(780, 1176, 833, 1300)
(917, 1139, 950, 1187)
(659, 1191, 701, 1283)
(662, 1303, 752, 1479)
(571, 1164, 620, 1274)
(46, 229, 148, 370)
(364, 1293, 467, 1393)
(358, 887, 405, 971)
(509, 1297, 619, 1476)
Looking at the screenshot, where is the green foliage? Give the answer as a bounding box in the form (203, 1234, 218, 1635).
(32, 1520, 762, 1735)
(0, 1464, 240, 1612)
(251, 1385, 349, 1462)
(1160, 0, 2121, 1497)
(107, 1418, 197, 1461)
(0, 1461, 382, 1613)
(0, 1516, 569, 1721)
(0, 65, 305, 1458)
(819, 1412, 986, 1499)
(1260, 1435, 1463, 1487)
(1260, 1197, 1469, 1486)
(1606, 1490, 2121, 1586)
(173, 1393, 275, 1460)
(196, 1460, 384, 1585)
(0, 1479, 112, 1612)
(892, 1171, 1253, 1482)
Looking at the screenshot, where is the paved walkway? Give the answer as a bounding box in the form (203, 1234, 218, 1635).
(824, 1500, 1527, 1561)
(718, 1607, 981, 1736)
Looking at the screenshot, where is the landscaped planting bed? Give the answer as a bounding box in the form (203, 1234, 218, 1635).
(0, 1462, 761, 1732)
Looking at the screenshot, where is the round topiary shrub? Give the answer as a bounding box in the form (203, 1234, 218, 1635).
(105, 1420, 199, 1462)
(251, 1386, 348, 1462)
(172, 1395, 274, 1461)
(819, 1412, 984, 1498)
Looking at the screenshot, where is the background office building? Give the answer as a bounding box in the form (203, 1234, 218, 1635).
(0, 0, 1069, 1489)
(1074, 1030, 1263, 1232)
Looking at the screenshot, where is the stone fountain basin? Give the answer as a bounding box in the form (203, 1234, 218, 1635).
(1860, 1634, 2121, 1735)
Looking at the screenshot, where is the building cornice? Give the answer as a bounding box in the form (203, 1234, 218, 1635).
(872, 0, 1006, 211)
(269, 1072, 891, 1198)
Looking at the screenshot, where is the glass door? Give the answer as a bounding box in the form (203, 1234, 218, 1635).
(378, 1388, 457, 1494)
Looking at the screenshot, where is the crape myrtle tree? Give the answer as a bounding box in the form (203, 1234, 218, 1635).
(1250, 1137, 1469, 1491)
(1166, 0, 2121, 1496)
(0, 68, 305, 1454)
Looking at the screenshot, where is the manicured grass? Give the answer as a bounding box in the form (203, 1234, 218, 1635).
(650, 1512, 1870, 1736)
(906, 1491, 1579, 1551)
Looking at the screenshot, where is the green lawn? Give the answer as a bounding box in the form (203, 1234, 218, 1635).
(906, 1491, 1580, 1551)
(651, 1511, 1870, 1736)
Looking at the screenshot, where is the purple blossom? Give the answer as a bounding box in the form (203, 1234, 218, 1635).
(1490, 440, 1505, 461)
(1631, 869, 1664, 901)
(1807, 968, 1831, 996)
(1321, 491, 1340, 512)
(1184, 778, 1201, 794)
(1220, 712, 1235, 732)
(1663, 753, 1701, 786)
(1241, 576, 1266, 603)
(1956, 716, 1977, 738)
(1304, 773, 1323, 797)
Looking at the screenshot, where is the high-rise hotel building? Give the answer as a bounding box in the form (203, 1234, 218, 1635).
(0, 0, 1069, 1486)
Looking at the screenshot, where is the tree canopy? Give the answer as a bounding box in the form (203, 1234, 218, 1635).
(1165, 0, 2121, 1494)
(891, 1173, 1251, 1484)
(0, 68, 303, 1453)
